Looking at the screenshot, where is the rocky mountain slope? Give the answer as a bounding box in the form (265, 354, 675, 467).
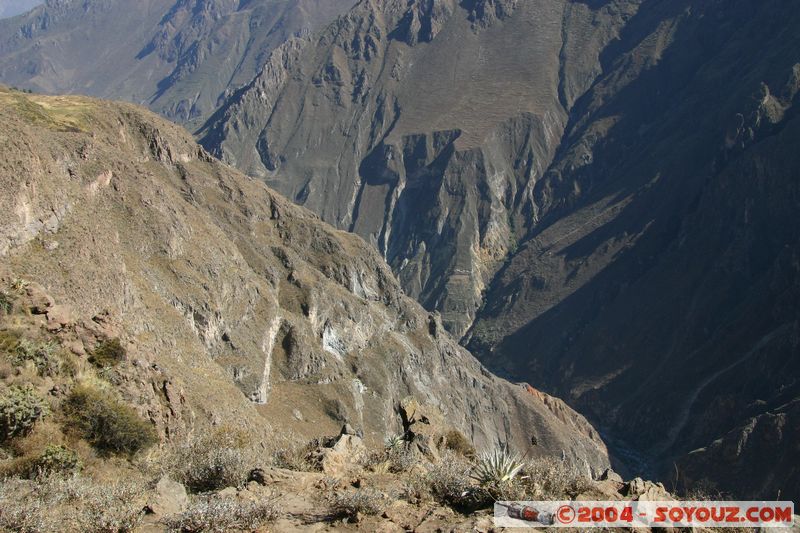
(199, 0, 641, 339)
(0, 0, 39, 19)
(198, 0, 800, 499)
(0, 0, 355, 126)
(0, 85, 609, 471)
(465, 0, 800, 499)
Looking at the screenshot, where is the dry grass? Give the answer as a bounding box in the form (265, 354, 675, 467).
(0, 87, 92, 132)
(270, 434, 326, 472)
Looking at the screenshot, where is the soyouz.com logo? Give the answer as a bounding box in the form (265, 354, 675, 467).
(494, 501, 795, 528)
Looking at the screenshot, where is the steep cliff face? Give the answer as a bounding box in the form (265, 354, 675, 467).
(677, 399, 800, 501)
(465, 0, 800, 498)
(199, 0, 800, 499)
(0, 0, 355, 125)
(0, 85, 609, 470)
(199, 0, 640, 337)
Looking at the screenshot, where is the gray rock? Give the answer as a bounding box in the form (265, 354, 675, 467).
(146, 476, 188, 517)
(598, 468, 624, 484)
(217, 487, 238, 498)
(321, 434, 367, 475)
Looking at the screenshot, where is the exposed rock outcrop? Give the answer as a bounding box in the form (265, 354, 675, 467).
(0, 86, 609, 470)
(199, 0, 638, 338)
(466, 0, 800, 499)
(197, 0, 800, 500)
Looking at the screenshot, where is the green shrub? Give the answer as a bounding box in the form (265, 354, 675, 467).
(0, 385, 50, 441)
(171, 430, 254, 493)
(89, 338, 126, 368)
(162, 496, 278, 532)
(468, 448, 528, 502)
(62, 384, 157, 456)
(384, 433, 405, 451)
(10, 278, 28, 292)
(3, 443, 84, 479)
(12, 339, 62, 377)
(32, 445, 82, 477)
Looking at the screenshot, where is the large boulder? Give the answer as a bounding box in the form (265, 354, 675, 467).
(399, 397, 447, 460)
(624, 477, 673, 501)
(145, 476, 188, 517)
(319, 434, 367, 476)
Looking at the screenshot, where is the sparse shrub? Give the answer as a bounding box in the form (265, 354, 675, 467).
(521, 456, 591, 499)
(358, 434, 416, 474)
(444, 429, 475, 458)
(62, 384, 157, 456)
(0, 291, 12, 315)
(359, 436, 416, 474)
(162, 496, 279, 532)
(82, 480, 147, 533)
(0, 329, 23, 355)
(327, 488, 387, 519)
(89, 338, 126, 368)
(271, 436, 322, 472)
(359, 448, 390, 472)
(0, 385, 50, 441)
(426, 450, 486, 510)
(0, 478, 48, 532)
(12, 338, 62, 376)
(171, 429, 254, 493)
(684, 479, 732, 500)
(387, 445, 416, 473)
(0, 475, 146, 532)
(400, 470, 432, 503)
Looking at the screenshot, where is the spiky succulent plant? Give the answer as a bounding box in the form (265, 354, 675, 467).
(384, 433, 406, 451)
(471, 448, 525, 485)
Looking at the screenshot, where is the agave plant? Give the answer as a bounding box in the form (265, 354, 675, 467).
(384, 433, 406, 451)
(471, 448, 525, 485)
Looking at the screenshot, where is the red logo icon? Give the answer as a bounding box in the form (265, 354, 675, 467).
(557, 505, 576, 524)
